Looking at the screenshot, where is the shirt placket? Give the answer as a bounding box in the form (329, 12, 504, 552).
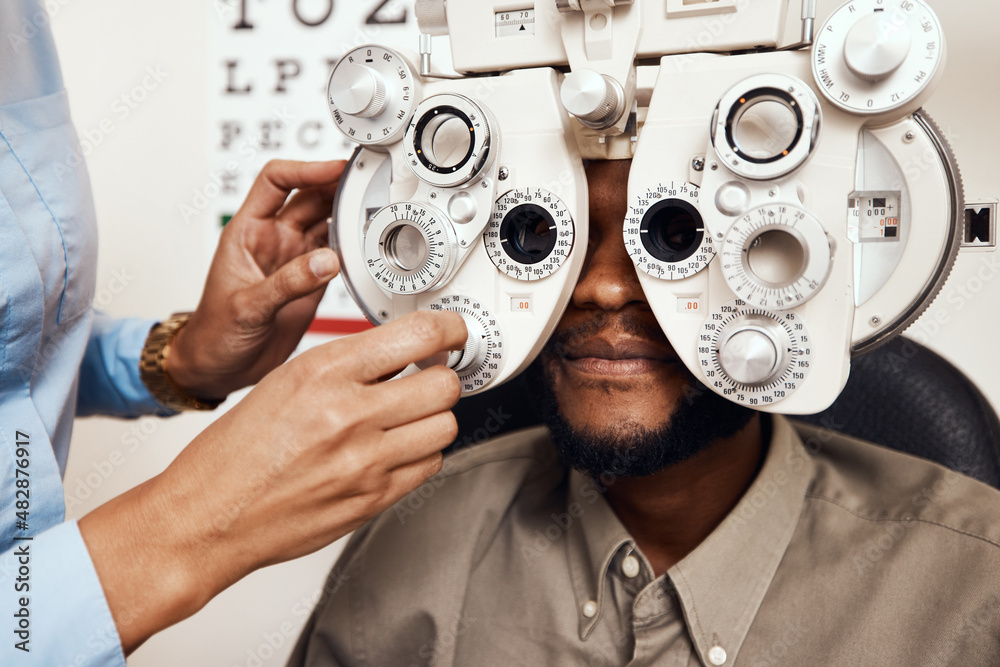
(628, 575, 698, 667)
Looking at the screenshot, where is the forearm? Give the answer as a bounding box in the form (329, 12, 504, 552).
(77, 471, 234, 654)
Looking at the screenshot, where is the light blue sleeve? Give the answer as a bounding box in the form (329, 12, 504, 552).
(0, 521, 125, 666)
(77, 313, 176, 418)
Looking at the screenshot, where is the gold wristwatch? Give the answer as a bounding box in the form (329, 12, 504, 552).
(140, 313, 223, 412)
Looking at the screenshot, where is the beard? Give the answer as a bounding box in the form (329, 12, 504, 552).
(524, 325, 757, 479)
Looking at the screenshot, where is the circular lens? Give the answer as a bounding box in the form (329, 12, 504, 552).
(640, 199, 705, 264)
(385, 224, 428, 272)
(500, 204, 557, 265)
(413, 106, 476, 175)
(746, 228, 807, 287)
(421, 114, 473, 169)
(725, 88, 804, 165)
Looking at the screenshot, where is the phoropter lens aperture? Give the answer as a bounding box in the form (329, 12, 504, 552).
(640, 199, 705, 264)
(500, 203, 557, 265)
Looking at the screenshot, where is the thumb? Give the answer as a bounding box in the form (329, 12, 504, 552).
(245, 248, 340, 324)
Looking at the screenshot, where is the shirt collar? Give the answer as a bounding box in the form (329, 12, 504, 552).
(564, 415, 815, 657)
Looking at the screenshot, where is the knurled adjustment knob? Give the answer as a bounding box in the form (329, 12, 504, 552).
(330, 63, 387, 119)
(447, 314, 487, 374)
(415, 0, 449, 36)
(718, 316, 784, 387)
(560, 69, 625, 129)
(844, 10, 913, 83)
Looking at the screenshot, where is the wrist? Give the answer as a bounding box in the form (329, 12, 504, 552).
(164, 326, 229, 402)
(141, 314, 227, 410)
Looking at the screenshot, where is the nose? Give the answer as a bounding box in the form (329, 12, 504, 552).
(571, 160, 648, 313)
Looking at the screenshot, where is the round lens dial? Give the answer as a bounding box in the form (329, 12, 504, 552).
(428, 295, 505, 394)
(404, 94, 496, 188)
(327, 46, 417, 146)
(364, 202, 457, 294)
(625, 181, 715, 281)
(485, 188, 574, 281)
(719, 204, 832, 310)
(698, 299, 813, 408)
(712, 74, 822, 181)
(812, 0, 944, 115)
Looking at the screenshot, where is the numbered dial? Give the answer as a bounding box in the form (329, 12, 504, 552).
(485, 188, 575, 281)
(698, 300, 813, 407)
(429, 296, 505, 394)
(625, 182, 715, 280)
(328, 45, 418, 146)
(404, 94, 496, 188)
(720, 204, 832, 310)
(364, 202, 457, 294)
(712, 74, 822, 181)
(812, 0, 944, 114)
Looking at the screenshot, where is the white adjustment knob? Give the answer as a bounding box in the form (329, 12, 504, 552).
(560, 69, 625, 129)
(719, 318, 782, 386)
(447, 314, 487, 374)
(330, 64, 387, 119)
(557, 0, 633, 11)
(843, 10, 913, 83)
(415, 0, 449, 36)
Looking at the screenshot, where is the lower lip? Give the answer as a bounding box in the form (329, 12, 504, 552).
(564, 357, 672, 377)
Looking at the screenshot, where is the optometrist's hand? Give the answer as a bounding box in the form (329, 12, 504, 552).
(166, 159, 347, 402)
(79, 310, 467, 655)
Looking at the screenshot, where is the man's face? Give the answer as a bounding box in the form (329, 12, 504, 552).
(528, 160, 756, 477)
(542, 160, 690, 433)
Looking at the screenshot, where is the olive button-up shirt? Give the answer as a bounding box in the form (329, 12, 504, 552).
(291, 416, 1000, 666)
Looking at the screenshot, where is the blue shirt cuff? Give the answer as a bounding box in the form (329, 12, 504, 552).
(77, 314, 176, 419)
(0, 521, 125, 666)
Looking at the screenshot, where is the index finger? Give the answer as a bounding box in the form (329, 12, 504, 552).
(340, 311, 468, 382)
(240, 160, 347, 220)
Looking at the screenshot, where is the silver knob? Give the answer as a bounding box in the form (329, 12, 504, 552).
(447, 314, 487, 374)
(719, 316, 785, 386)
(560, 69, 625, 129)
(329, 63, 387, 119)
(844, 10, 912, 83)
(556, 0, 633, 12)
(415, 0, 449, 36)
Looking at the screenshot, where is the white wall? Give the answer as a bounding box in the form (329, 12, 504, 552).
(52, 1, 999, 666)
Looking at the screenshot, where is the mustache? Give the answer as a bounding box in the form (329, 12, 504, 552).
(546, 311, 669, 358)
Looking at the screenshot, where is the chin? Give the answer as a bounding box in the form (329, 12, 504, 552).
(525, 355, 758, 478)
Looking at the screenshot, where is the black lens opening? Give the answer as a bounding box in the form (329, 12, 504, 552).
(640, 199, 704, 264)
(500, 204, 557, 265)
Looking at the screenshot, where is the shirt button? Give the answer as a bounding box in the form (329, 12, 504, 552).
(708, 646, 728, 666)
(583, 601, 598, 618)
(622, 555, 640, 578)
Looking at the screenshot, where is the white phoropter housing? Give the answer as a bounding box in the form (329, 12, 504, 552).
(327, 0, 964, 412)
(329, 60, 587, 395)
